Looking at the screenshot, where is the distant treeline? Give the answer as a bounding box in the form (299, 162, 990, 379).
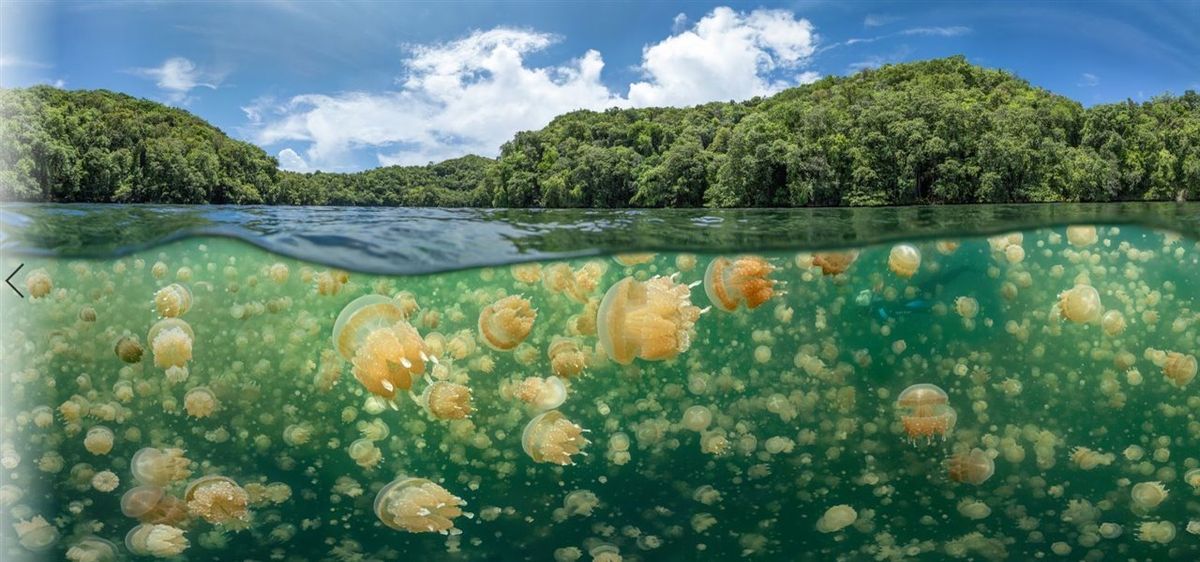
(2, 57, 1197, 206)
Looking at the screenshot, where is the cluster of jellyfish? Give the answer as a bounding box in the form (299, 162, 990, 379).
(1, 223, 1199, 561)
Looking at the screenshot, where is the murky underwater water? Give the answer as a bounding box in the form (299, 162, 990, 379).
(1, 224, 1198, 561)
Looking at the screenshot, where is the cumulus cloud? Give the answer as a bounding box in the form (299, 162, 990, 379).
(131, 57, 222, 103)
(248, 7, 822, 170)
(277, 148, 309, 172)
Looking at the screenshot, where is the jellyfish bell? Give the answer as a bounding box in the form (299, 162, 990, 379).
(946, 448, 995, 485)
(888, 244, 922, 279)
(812, 251, 858, 276)
(703, 255, 778, 312)
(548, 337, 587, 378)
(373, 477, 466, 535)
(184, 475, 250, 527)
(332, 295, 405, 360)
(124, 524, 189, 557)
(1101, 310, 1126, 336)
(1058, 284, 1102, 324)
(12, 515, 58, 552)
(66, 536, 120, 562)
(815, 505, 857, 534)
(120, 486, 190, 526)
(522, 410, 589, 465)
(419, 381, 473, 420)
(154, 283, 192, 318)
(514, 377, 568, 412)
(477, 295, 537, 351)
(1066, 225, 1099, 247)
(597, 275, 702, 365)
(148, 318, 194, 369)
(895, 383, 956, 443)
(130, 447, 192, 487)
(332, 295, 430, 400)
(114, 335, 144, 364)
(1162, 352, 1197, 387)
(1131, 481, 1169, 515)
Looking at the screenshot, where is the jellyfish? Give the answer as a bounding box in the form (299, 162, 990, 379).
(613, 253, 655, 266)
(811, 251, 858, 276)
(183, 387, 219, 418)
(597, 275, 703, 365)
(954, 297, 979, 319)
(1131, 481, 1168, 515)
(1069, 447, 1115, 470)
(84, 426, 115, 455)
(331, 295, 430, 400)
(130, 447, 192, 487)
(114, 335, 144, 364)
(66, 536, 120, 562)
(185, 475, 250, 527)
(79, 306, 97, 322)
(1101, 310, 1126, 336)
(373, 477, 466, 534)
(703, 255, 778, 312)
(124, 524, 189, 557)
(681, 405, 713, 432)
(268, 263, 290, 284)
(1136, 521, 1176, 544)
(946, 448, 995, 485)
(1058, 284, 1102, 324)
(887, 244, 921, 279)
(895, 383, 956, 443)
(478, 295, 536, 351)
(522, 410, 589, 465)
(148, 318, 194, 369)
(513, 376, 568, 412)
(92, 470, 120, 492)
(548, 337, 587, 378)
(1162, 352, 1196, 387)
(12, 515, 58, 552)
(815, 505, 857, 533)
(419, 381, 473, 420)
(1066, 225, 1099, 247)
(24, 268, 52, 299)
(348, 439, 383, 470)
(154, 283, 192, 318)
(120, 486, 190, 526)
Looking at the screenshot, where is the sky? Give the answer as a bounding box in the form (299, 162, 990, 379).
(1, 0, 1198, 173)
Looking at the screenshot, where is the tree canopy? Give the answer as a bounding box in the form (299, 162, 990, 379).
(3, 57, 1197, 206)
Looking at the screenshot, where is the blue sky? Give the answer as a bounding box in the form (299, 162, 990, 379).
(2, 1, 1198, 172)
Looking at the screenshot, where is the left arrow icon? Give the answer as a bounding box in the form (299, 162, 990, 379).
(6, 263, 24, 298)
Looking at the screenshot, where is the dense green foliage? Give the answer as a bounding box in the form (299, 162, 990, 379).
(3, 57, 1198, 206)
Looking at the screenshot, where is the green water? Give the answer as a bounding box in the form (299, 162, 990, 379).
(1, 224, 1198, 561)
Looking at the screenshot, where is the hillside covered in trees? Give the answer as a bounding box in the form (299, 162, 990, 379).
(2, 57, 1197, 206)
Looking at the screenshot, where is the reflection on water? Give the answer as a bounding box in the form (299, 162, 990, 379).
(1, 223, 1199, 561)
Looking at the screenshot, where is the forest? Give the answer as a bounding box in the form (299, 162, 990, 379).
(2, 57, 1197, 206)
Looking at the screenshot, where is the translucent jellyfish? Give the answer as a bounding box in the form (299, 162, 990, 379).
(614, 253, 655, 266)
(1185, 468, 1200, 491)
(373, 477, 466, 534)
(1101, 310, 1126, 336)
(945, 448, 994, 485)
(513, 376, 568, 412)
(120, 486, 190, 526)
(522, 410, 589, 465)
(597, 275, 702, 365)
(130, 447, 192, 487)
(703, 255, 778, 312)
(92, 470, 120, 492)
(24, 268, 52, 299)
(548, 336, 587, 378)
(1131, 481, 1168, 515)
(185, 475, 250, 527)
(1066, 225, 1099, 247)
(477, 295, 537, 351)
(13, 515, 58, 552)
(268, 263, 290, 284)
(887, 244, 921, 279)
(1069, 447, 1115, 470)
(114, 335, 144, 364)
(183, 387, 219, 418)
(148, 318, 194, 369)
(66, 536, 120, 562)
(1136, 521, 1176, 544)
(811, 251, 858, 276)
(154, 283, 192, 318)
(124, 524, 189, 557)
(815, 505, 857, 533)
(1058, 284, 1102, 324)
(331, 295, 430, 399)
(1162, 352, 1196, 387)
(419, 381, 473, 420)
(954, 297, 979, 319)
(895, 383, 956, 443)
(84, 426, 115, 455)
(681, 405, 713, 432)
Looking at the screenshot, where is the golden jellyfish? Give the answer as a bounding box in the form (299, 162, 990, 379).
(522, 410, 589, 465)
(935, 240, 960, 255)
(1066, 225, 1099, 247)
(148, 318, 194, 369)
(613, 253, 655, 266)
(1058, 284, 1102, 324)
(681, 405, 713, 432)
(268, 262, 290, 284)
(895, 383, 956, 443)
(1162, 352, 1196, 387)
(153, 283, 192, 318)
(597, 275, 702, 365)
(511, 263, 543, 284)
(548, 337, 587, 378)
(114, 335, 144, 364)
(185, 475, 250, 527)
(130, 447, 192, 487)
(66, 536, 120, 562)
(954, 297, 979, 319)
(331, 295, 431, 400)
(1070, 447, 1115, 470)
(945, 448, 995, 485)
(183, 387, 218, 418)
(1131, 481, 1168, 515)
(514, 376, 568, 412)
(12, 515, 58, 552)
(811, 251, 858, 276)
(887, 244, 921, 279)
(1101, 310, 1126, 336)
(373, 477, 466, 535)
(477, 295, 536, 351)
(815, 505, 857, 534)
(120, 486, 190, 526)
(24, 268, 52, 299)
(124, 524, 189, 557)
(419, 381, 473, 420)
(84, 426, 114, 455)
(1136, 521, 1176, 544)
(703, 255, 778, 312)
(316, 269, 348, 295)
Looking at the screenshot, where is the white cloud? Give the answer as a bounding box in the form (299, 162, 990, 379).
(131, 56, 222, 103)
(1078, 73, 1100, 87)
(249, 7, 822, 170)
(277, 148, 309, 172)
(901, 26, 971, 37)
(863, 14, 898, 28)
(0, 55, 50, 69)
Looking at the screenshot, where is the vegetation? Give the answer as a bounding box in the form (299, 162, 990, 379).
(2, 57, 1197, 206)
